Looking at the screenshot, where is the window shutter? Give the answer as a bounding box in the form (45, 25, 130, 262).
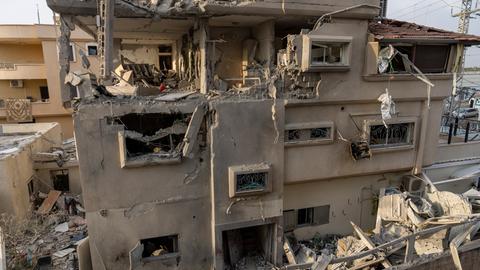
(283, 210, 297, 232)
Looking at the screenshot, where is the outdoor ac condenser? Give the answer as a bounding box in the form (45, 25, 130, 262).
(10, 80, 24, 88)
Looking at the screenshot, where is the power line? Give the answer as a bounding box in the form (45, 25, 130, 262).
(400, 1, 455, 21)
(392, 0, 448, 19)
(392, 0, 441, 15)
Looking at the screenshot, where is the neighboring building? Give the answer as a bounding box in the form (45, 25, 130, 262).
(47, 0, 480, 269)
(0, 123, 81, 219)
(0, 24, 98, 138)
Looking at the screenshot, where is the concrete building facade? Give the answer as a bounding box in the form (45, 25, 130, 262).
(47, 0, 480, 269)
(0, 24, 98, 138)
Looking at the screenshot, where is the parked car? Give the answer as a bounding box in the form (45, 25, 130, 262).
(453, 108, 479, 119)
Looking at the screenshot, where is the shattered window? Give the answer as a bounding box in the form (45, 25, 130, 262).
(236, 172, 267, 193)
(116, 113, 190, 160)
(311, 42, 344, 65)
(141, 235, 178, 258)
(369, 123, 413, 147)
(380, 44, 450, 73)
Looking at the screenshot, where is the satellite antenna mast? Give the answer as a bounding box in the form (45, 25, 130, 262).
(36, 3, 41, 24)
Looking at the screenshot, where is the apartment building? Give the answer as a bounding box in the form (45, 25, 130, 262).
(0, 24, 98, 138)
(47, 0, 480, 269)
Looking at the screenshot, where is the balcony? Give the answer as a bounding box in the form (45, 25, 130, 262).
(0, 63, 46, 80)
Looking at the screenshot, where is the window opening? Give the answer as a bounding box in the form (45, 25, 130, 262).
(369, 122, 414, 147)
(141, 235, 179, 258)
(51, 170, 69, 192)
(39, 86, 49, 101)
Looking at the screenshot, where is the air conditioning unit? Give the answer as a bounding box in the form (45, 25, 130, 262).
(10, 80, 24, 88)
(402, 176, 426, 196)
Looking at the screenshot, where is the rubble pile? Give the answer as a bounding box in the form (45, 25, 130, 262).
(283, 189, 480, 270)
(32, 138, 77, 167)
(1, 192, 87, 270)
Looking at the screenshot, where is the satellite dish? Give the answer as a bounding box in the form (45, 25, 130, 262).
(378, 45, 395, 74)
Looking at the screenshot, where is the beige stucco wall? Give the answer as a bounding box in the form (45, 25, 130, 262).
(0, 25, 97, 139)
(0, 44, 44, 63)
(284, 172, 402, 238)
(74, 99, 212, 270)
(0, 123, 62, 218)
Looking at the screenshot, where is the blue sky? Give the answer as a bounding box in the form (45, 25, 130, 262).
(1, 0, 480, 66)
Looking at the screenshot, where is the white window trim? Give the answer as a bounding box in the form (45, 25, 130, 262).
(364, 117, 418, 152)
(85, 42, 98, 56)
(302, 35, 352, 72)
(228, 163, 272, 198)
(284, 121, 335, 147)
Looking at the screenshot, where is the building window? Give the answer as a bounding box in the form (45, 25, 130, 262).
(51, 170, 69, 192)
(302, 35, 352, 71)
(39, 86, 49, 102)
(369, 122, 414, 148)
(297, 207, 314, 226)
(141, 235, 179, 258)
(158, 44, 173, 71)
(381, 44, 450, 74)
(68, 44, 76, 62)
(311, 42, 344, 65)
(228, 163, 272, 198)
(284, 122, 334, 146)
(236, 172, 268, 193)
(86, 43, 98, 56)
(289, 205, 331, 228)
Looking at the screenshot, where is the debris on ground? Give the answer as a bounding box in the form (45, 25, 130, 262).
(0, 190, 87, 270)
(283, 189, 480, 270)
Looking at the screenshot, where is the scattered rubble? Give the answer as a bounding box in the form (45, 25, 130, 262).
(282, 189, 480, 270)
(0, 190, 87, 270)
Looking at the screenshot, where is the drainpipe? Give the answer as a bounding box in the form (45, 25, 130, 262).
(413, 98, 430, 175)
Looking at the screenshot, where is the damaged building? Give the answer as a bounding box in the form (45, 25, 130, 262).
(44, 0, 480, 269)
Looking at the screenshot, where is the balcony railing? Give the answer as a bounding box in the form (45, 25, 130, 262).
(0, 63, 46, 80)
(440, 116, 480, 144)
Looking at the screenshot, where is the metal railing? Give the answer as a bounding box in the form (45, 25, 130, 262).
(440, 116, 480, 144)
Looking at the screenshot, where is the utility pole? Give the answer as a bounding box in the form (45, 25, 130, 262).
(36, 4, 41, 24)
(446, 0, 480, 115)
(379, 0, 388, 18)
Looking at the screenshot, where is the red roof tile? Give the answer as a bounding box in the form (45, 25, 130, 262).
(369, 19, 480, 44)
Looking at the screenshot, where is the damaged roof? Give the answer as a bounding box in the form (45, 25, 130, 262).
(369, 19, 480, 44)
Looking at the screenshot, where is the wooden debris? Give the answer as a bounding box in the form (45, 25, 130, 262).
(350, 222, 392, 268)
(37, 190, 62, 215)
(311, 254, 332, 270)
(450, 222, 478, 270)
(283, 237, 297, 265)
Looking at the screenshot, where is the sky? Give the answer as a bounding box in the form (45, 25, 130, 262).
(1, 0, 480, 66)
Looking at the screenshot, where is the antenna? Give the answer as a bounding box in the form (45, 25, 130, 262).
(36, 3, 41, 24)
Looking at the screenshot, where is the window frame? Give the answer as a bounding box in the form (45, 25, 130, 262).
(68, 43, 76, 62)
(228, 163, 272, 198)
(85, 42, 98, 56)
(302, 35, 352, 72)
(284, 121, 335, 147)
(285, 205, 331, 229)
(365, 117, 418, 152)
